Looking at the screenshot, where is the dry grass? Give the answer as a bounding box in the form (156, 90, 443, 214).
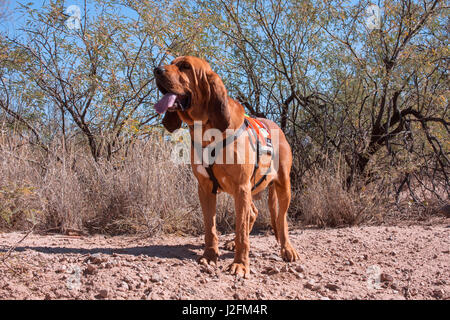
(0, 131, 446, 235)
(0, 132, 201, 235)
(293, 160, 386, 228)
(0, 131, 273, 235)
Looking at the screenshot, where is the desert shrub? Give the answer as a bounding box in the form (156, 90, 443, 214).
(0, 131, 274, 235)
(0, 132, 200, 234)
(0, 130, 446, 234)
(293, 159, 386, 227)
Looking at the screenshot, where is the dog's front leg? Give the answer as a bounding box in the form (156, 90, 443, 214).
(228, 183, 252, 278)
(197, 185, 219, 266)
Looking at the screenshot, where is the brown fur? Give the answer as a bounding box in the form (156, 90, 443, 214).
(155, 56, 299, 277)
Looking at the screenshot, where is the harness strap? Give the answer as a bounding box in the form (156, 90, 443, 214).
(191, 119, 248, 165)
(192, 117, 272, 194)
(246, 120, 260, 181)
(191, 119, 249, 194)
(205, 165, 221, 194)
(248, 119, 273, 191)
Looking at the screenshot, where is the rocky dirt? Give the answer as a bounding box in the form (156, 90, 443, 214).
(0, 221, 449, 300)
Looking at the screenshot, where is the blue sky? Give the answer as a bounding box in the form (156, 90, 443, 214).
(1, 0, 140, 37)
(2, 1, 84, 35)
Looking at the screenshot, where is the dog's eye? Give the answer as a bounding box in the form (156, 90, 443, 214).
(178, 63, 191, 70)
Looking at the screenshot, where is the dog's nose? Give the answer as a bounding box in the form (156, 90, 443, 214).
(154, 66, 165, 76)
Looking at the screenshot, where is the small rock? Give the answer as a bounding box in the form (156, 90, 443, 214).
(233, 293, 241, 300)
(144, 287, 153, 295)
(345, 259, 354, 266)
(304, 279, 320, 291)
(380, 273, 393, 283)
(120, 281, 129, 290)
(268, 254, 282, 261)
(432, 289, 444, 299)
(409, 288, 418, 296)
(55, 266, 66, 273)
(83, 264, 97, 276)
(280, 265, 290, 272)
(171, 293, 182, 300)
(325, 283, 340, 292)
(200, 265, 214, 275)
(98, 289, 108, 299)
(87, 253, 106, 265)
(295, 265, 306, 273)
(263, 266, 280, 275)
(150, 274, 163, 283)
(433, 279, 446, 286)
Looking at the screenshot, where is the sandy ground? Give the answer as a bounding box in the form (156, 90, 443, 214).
(0, 221, 449, 300)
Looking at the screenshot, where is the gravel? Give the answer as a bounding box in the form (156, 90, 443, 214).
(0, 223, 448, 300)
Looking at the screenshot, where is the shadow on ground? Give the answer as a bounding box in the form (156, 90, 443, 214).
(0, 243, 205, 260)
(0, 242, 237, 260)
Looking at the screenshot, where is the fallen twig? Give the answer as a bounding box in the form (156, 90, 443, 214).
(1, 224, 36, 273)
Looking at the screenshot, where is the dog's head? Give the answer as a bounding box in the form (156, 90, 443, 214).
(154, 56, 230, 132)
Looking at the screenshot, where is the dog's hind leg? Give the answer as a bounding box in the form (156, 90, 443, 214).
(274, 177, 299, 262)
(268, 183, 279, 242)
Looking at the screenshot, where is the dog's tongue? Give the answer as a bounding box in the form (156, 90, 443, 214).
(154, 93, 177, 114)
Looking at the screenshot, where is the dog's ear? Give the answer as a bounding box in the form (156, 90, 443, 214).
(162, 111, 182, 133)
(207, 72, 230, 132)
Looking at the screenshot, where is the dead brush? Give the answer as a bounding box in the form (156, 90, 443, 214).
(0, 131, 272, 235)
(296, 159, 384, 227)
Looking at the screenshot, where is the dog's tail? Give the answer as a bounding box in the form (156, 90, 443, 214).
(268, 183, 279, 242)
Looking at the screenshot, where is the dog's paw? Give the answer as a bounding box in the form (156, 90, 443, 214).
(227, 262, 250, 279)
(198, 248, 219, 267)
(223, 239, 235, 251)
(280, 245, 300, 262)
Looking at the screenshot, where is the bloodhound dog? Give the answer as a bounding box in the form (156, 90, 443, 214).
(153, 56, 299, 278)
